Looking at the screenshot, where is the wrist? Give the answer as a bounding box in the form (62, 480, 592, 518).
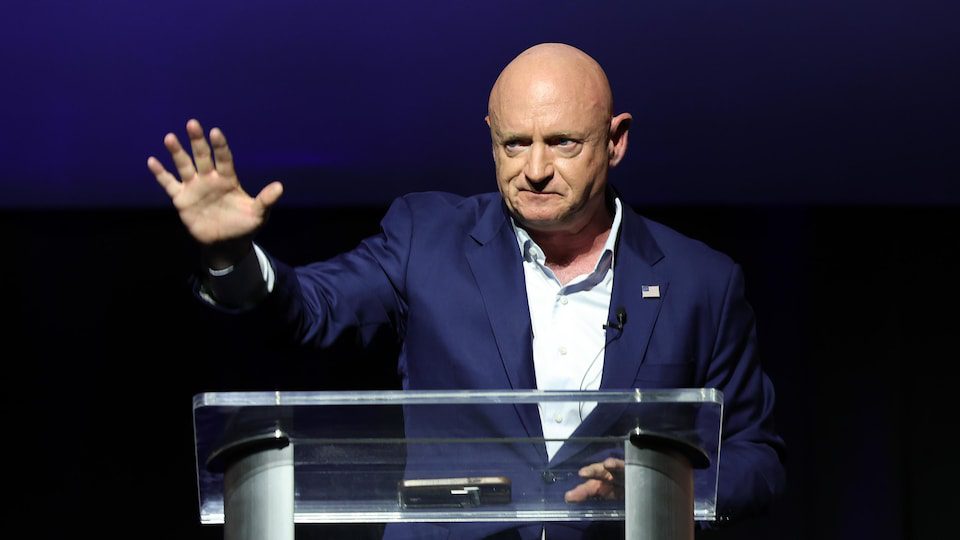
(202, 240, 253, 271)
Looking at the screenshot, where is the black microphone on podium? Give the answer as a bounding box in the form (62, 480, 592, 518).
(602, 306, 627, 332)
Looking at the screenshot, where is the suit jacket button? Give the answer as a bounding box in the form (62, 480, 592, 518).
(541, 471, 557, 483)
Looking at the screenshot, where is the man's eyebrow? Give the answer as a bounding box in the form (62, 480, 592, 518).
(497, 131, 528, 142)
(496, 131, 586, 141)
(546, 130, 586, 139)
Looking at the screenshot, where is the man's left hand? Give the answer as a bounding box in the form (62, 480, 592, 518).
(564, 457, 625, 502)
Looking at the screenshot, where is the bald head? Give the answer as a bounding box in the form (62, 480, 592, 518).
(488, 43, 613, 129)
(485, 43, 632, 237)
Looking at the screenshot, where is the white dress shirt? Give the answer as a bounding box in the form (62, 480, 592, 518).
(511, 199, 622, 461)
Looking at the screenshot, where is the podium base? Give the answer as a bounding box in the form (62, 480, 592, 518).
(625, 431, 702, 540)
(223, 437, 294, 540)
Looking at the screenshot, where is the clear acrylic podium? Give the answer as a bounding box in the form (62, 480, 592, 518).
(193, 389, 722, 539)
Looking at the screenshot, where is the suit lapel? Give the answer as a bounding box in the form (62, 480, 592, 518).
(600, 205, 668, 390)
(465, 200, 544, 444)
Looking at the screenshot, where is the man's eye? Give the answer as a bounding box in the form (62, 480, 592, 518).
(557, 138, 576, 147)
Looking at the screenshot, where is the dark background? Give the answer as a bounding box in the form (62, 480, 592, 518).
(5, 205, 957, 539)
(2, 1, 958, 538)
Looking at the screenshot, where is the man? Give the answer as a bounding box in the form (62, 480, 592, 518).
(149, 43, 785, 538)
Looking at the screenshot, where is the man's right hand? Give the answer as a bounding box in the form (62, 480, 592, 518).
(147, 118, 283, 269)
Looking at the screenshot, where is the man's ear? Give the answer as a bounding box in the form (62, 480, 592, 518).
(485, 115, 491, 128)
(608, 113, 632, 167)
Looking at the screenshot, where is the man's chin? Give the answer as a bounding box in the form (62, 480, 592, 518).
(513, 212, 570, 233)
(506, 198, 575, 231)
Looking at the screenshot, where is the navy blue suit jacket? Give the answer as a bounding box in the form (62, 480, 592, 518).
(253, 191, 785, 539)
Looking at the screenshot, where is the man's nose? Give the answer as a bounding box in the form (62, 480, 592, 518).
(523, 143, 553, 184)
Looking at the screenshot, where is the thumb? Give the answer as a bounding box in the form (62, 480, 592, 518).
(255, 181, 284, 209)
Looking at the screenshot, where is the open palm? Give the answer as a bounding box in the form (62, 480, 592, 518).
(147, 119, 283, 265)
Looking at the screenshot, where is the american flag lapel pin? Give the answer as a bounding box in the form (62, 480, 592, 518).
(641, 285, 660, 299)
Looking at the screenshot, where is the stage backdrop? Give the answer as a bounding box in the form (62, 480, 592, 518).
(1, 0, 957, 207)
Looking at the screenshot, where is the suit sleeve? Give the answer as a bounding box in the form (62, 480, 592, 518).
(252, 196, 413, 348)
(705, 263, 786, 522)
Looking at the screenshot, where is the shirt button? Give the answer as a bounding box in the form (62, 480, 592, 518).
(558, 346, 567, 355)
(559, 297, 568, 305)
(554, 414, 564, 423)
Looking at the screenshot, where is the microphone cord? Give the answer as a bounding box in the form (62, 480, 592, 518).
(578, 311, 626, 421)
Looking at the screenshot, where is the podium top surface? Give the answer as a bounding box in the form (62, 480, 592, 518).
(193, 388, 722, 408)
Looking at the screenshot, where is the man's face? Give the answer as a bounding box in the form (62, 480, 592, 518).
(487, 78, 611, 233)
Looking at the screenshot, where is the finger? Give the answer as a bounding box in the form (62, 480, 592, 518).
(147, 156, 182, 198)
(602, 457, 625, 473)
(209, 127, 235, 178)
(186, 119, 215, 175)
(255, 181, 284, 209)
(164, 132, 197, 181)
(578, 463, 614, 481)
(564, 479, 604, 503)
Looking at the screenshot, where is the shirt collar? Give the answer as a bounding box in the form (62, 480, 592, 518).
(511, 197, 623, 270)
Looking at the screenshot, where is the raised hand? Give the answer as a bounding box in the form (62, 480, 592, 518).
(147, 119, 283, 268)
(564, 457, 625, 503)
